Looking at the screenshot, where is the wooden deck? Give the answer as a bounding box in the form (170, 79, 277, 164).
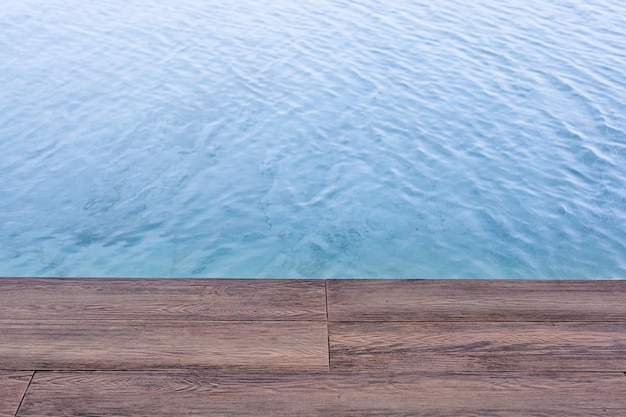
(1, 278, 625, 416)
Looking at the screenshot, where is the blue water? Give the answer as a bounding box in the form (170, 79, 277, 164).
(1, 0, 625, 278)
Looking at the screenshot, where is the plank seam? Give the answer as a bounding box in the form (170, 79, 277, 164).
(13, 370, 34, 417)
(324, 280, 331, 371)
(4, 369, 623, 374)
(5, 316, 622, 323)
(0, 319, 327, 323)
(326, 320, 626, 323)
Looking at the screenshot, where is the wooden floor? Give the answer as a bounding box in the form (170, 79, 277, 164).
(1, 278, 625, 416)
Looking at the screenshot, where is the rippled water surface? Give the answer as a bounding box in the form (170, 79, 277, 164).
(1, 0, 625, 278)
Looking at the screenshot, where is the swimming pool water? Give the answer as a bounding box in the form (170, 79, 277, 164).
(1, 0, 625, 278)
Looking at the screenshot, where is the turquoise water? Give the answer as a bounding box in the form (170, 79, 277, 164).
(1, 0, 625, 278)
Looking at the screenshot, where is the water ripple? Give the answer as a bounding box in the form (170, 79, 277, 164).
(1, 0, 625, 278)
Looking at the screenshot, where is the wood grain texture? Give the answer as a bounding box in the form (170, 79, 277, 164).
(327, 279, 626, 321)
(0, 320, 328, 371)
(330, 322, 626, 372)
(0, 371, 32, 417)
(4, 279, 626, 414)
(17, 371, 626, 416)
(0, 278, 326, 321)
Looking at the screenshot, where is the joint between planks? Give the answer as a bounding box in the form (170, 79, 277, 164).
(324, 280, 331, 371)
(13, 371, 35, 417)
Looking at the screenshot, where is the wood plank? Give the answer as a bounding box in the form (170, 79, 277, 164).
(0, 278, 326, 321)
(17, 371, 626, 416)
(0, 372, 32, 417)
(330, 322, 626, 372)
(327, 279, 626, 322)
(0, 320, 328, 371)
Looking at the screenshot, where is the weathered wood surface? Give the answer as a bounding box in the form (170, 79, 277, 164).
(0, 320, 328, 371)
(16, 371, 626, 417)
(0, 278, 326, 321)
(327, 280, 626, 321)
(329, 322, 626, 372)
(3, 278, 626, 415)
(0, 372, 32, 417)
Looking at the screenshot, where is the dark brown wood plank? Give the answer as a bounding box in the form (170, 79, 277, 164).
(17, 371, 626, 416)
(0, 320, 328, 371)
(0, 278, 326, 321)
(0, 371, 32, 417)
(330, 321, 626, 372)
(327, 279, 626, 322)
